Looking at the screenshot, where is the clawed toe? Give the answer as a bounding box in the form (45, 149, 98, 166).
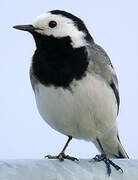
(108, 159, 123, 173)
(90, 154, 123, 176)
(65, 154, 79, 161)
(45, 154, 63, 160)
(45, 153, 79, 162)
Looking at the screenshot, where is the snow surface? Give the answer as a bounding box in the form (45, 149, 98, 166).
(0, 159, 138, 180)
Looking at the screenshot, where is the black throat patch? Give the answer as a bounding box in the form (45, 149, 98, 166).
(32, 33, 89, 88)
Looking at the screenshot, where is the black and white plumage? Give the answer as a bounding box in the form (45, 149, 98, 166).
(13, 10, 128, 174)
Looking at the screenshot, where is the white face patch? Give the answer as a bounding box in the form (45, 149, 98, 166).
(32, 12, 87, 48)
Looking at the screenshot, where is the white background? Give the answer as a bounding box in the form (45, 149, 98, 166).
(1, 0, 138, 159)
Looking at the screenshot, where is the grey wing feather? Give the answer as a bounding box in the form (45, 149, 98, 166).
(87, 43, 120, 113)
(30, 67, 38, 91)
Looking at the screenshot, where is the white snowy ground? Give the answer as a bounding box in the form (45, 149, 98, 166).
(0, 159, 138, 180)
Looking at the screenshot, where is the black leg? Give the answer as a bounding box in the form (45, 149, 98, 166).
(60, 136, 72, 154)
(90, 154, 123, 176)
(45, 136, 79, 162)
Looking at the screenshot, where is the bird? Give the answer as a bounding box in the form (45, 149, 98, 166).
(13, 10, 129, 175)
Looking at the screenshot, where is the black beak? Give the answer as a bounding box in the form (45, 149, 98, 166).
(13, 24, 42, 32)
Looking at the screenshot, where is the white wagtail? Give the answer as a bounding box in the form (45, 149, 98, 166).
(13, 10, 128, 175)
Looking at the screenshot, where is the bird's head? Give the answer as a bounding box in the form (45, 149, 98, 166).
(13, 10, 93, 48)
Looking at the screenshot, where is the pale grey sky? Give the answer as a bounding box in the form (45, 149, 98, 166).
(1, 0, 138, 159)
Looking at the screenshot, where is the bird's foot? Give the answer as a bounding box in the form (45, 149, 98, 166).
(90, 154, 123, 176)
(45, 152, 79, 162)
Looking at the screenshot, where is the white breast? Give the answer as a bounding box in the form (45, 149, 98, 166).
(34, 73, 118, 141)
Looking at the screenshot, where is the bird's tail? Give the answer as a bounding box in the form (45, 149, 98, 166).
(95, 134, 129, 158)
(115, 135, 129, 158)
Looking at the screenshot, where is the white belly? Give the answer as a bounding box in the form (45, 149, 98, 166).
(34, 73, 118, 141)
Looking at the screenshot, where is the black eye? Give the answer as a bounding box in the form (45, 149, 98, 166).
(48, 21, 57, 28)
